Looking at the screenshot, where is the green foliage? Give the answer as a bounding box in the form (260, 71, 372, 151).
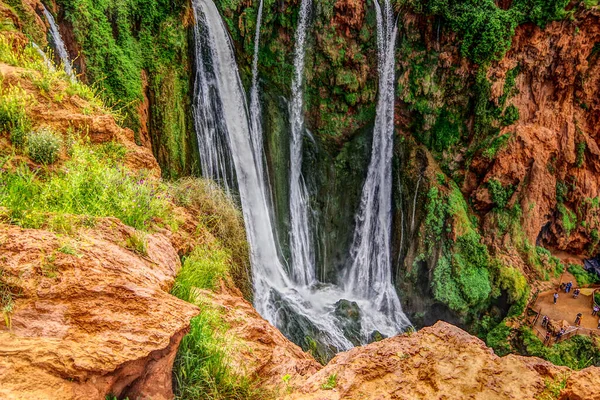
(485, 322, 512, 356)
(0, 83, 31, 148)
(171, 247, 230, 302)
(501, 104, 519, 126)
(125, 231, 148, 256)
(321, 374, 337, 390)
(482, 133, 511, 160)
(557, 204, 577, 236)
(55, 0, 192, 158)
(0, 142, 171, 231)
(400, 0, 569, 64)
(489, 260, 530, 316)
(173, 310, 266, 400)
(426, 181, 493, 314)
(567, 264, 600, 287)
(556, 181, 568, 203)
(171, 249, 267, 400)
(488, 179, 514, 209)
(576, 141, 586, 168)
(26, 128, 62, 165)
(170, 178, 251, 300)
(594, 292, 600, 306)
(519, 327, 600, 370)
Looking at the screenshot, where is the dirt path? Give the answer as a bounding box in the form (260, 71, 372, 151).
(535, 290, 599, 330)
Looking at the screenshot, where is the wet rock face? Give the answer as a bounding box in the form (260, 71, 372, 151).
(0, 222, 199, 400)
(333, 299, 362, 346)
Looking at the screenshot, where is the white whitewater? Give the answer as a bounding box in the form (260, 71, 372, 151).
(288, 0, 316, 286)
(42, 5, 75, 81)
(192, 0, 409, 353)
(344, 0, 412, 331)
(249, 0, 265, 182)
(30, 42, 55, 72)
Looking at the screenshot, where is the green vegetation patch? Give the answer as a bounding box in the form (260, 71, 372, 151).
(171, 243, 267, 400)
(567, 264, 600, 287)
(0, 141, 171, 231)
(398, 0, 570, 65)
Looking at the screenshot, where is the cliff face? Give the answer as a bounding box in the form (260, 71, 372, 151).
(0, 222, 198, 400)
(472, 10, 600, 257)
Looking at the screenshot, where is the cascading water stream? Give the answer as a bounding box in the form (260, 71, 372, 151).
(42, 4, 75, 81)
(288, 0, 316, 287)
(191, 0, 411, 356)
(30, 42, 55, 72)
(344, 0, 412, 331)
(249, 0, 265, 182)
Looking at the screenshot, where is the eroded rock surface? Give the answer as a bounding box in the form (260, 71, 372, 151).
(284, 322, 600, 400)
(0, 221, 199, 400)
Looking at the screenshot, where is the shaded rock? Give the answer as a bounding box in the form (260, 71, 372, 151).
(333, 299, 362, 347)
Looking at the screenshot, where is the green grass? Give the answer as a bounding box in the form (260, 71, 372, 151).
(321, 374, 337, 390)
(171, 178, 251, 300)
(125, 231, 148, 256)
(0, 141, 172, 231)
(171, 245, 267, 400)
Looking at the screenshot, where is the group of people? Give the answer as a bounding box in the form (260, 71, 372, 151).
(543, 282, 600, 344)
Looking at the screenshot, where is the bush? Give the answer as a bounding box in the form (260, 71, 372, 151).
(567, 264, 600, 287)
(26, 128, 62, 165)
(519, 327, 600, 370)
(0, 84, 31, 147)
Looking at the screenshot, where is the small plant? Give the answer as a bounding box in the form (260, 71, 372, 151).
(126, 231, 148, 256)
(321, 373, 337, 390)
(575, 141, 586, 168)
(58, 243, 79, 256)
(0, 84, 31, 148)
(26, 128, 62, 165)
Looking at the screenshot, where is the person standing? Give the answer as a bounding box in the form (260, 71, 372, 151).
(593, 305, 599, 316)
(554, 292, 559, 304)
(544, 330, 551, 345)
(575, 313, 583, 326)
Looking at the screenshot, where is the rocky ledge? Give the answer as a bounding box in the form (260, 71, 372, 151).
(0, 221, 198, 400)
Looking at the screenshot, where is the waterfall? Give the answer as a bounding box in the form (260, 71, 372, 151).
(192, 0, 412, 357)
(249, 0, 265, 182)
(288, 0, 316, 286)
(42, 5, 75, 81)
(30, 42, 55, 73)
(344, 0, 412, 331)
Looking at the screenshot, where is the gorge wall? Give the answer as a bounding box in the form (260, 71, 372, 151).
(15, 0, 600, 360)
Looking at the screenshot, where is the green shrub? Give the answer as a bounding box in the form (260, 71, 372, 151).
(486, 322, 512, 356)
(488, 179, 514, 209)
(0, 84, 31, 147)
(567, 264, 600, 287)
(26, 128, 62, 165)
(501, 104, 520, 126)
(171, 247, 266, 400)
(0, 142, 171, 231)
(519, 327, 600, 370)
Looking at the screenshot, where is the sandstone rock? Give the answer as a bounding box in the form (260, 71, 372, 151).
(194, 287, 322, 389)
(284, 321, 600, 400)
(0, 222, 199, 400)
